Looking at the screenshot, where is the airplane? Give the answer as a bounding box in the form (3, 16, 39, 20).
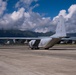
(0, 15, 66, 49)
(28, 15, 66, 49)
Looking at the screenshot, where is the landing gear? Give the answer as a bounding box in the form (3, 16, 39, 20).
(45, 48, 49, 50)
(31, 46, 39, 50)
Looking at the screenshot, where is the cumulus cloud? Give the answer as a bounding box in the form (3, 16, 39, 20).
(0, 0, 76, 33)
(11, 8, 25, 21)
(53, 4, 76, 20)
(0, 0, 7, 16)
(19, 11, 52, 32)
(66, 4, 76, 19)
(15, 0, 38, 11)
(0, 7, 52, 32)
(53, 4, 76, 33)
(16, 0, 38, 7)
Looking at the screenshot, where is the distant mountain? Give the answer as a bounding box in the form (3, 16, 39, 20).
(67, 33, 76, 37)
(0, 30, 54, 37)
(0, 30, 76, 37)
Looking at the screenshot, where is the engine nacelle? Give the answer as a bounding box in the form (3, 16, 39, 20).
(29, 40, 36, 49)
(29, 40, 39, 49)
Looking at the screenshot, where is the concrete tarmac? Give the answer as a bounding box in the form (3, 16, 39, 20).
(0, 45, 76, 75)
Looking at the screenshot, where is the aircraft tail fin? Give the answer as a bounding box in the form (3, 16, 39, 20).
(55, 15, 66, 37)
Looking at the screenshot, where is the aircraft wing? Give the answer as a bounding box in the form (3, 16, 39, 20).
(0, 37, 41, 40)
(61, 37, 76, 41)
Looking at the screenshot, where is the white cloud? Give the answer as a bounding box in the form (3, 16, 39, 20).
(53, 4, 76, 20)
(15, 0, 38, 11)
(53, 4, 76, 33)
(0, 0, 52, 32)
(20, 12, 52, 31)
(0, 7, 52, 32)
(11, 8, 25, 21)
(53, 10, 66, 20)
(0, 0, 7, 16)
(66, 4, 76, 19)
(35, 28, 49, 33)
(24, 12, 30, 18)
(0, 1, 76, 33)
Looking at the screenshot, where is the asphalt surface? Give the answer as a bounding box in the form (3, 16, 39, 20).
(0, 45, 76, 75)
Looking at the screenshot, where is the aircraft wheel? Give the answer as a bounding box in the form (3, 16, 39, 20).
(45, 48, 49, 50)
(31, 47, 34, 50)
(31, 47, 39, 50)
(35, 47, 39, 50)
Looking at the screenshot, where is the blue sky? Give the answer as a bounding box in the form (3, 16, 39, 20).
(0, 0, 76, 33)
(6, 0, 76, 18)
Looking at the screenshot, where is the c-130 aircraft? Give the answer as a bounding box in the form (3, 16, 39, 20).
(29, 15, 66, 49)
(0, 15, 66, 49)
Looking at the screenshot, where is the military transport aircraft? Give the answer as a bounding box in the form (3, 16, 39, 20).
(0, 15, 66, 49)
